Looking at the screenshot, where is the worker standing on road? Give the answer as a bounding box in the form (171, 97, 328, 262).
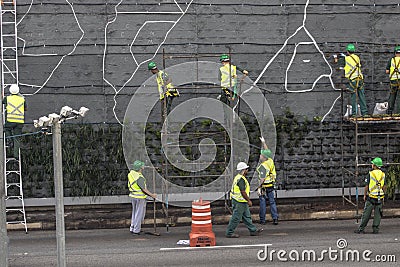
(218, 54, 248, 105)
(148, 61, 179, 116)
(385, 46, 400, 115)
(225, 162, 263, 238)
(334, 43, 368, 116)
(354, 157, 386, 234)
(3, 84, 26, 159)
(128, 160, 157, 235)
(256, 137, 279, 225)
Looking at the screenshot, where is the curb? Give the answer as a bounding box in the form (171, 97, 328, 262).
(7, 208, 400, 231)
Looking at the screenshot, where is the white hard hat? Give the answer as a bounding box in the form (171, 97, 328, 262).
(9, 84, 19, 94)
(236, 162, 249, 171)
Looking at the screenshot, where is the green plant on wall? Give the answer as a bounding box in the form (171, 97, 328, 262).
(386, 164, 400, 200)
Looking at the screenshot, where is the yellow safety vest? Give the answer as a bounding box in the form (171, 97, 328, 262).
(220, 64, 237, 89)
(344, 54, 363, 80)
(6, 95, 25, 123)
(389, 57, 400, 80)
(230, 174, 250, 203)
(257, 159, 276, 188)
(368, 169, 385, 199)
(156, 70, 178, 100)
(128, 170, 147, 199)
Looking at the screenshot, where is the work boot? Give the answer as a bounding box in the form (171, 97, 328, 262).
(250, 228, 263, 236)
(273, 219, 278, 225)
(225, 233, 239, 238)
(354, 229, 365, 234)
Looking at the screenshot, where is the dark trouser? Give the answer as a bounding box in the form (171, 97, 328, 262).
(259, 187, 279, 223)
(388, 80, 400, 114)
(161, 96, 176, 120)
(4, 122, 23, 158)
(358, 197, 382, 233)
(348, 79, 368, 116)
(226, 199, 257, 236)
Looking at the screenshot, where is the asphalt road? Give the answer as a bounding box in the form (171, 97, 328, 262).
(7, 218, 400, 267)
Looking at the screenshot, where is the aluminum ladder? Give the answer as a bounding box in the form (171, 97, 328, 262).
(1, 0, 19, 96)
(4, 138, 27, 233)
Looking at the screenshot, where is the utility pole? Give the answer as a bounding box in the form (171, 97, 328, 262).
(0, 94, 9, 266)
(52, 120, 66, 267)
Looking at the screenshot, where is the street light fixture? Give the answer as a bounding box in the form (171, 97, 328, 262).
(33, 106, 89, 267)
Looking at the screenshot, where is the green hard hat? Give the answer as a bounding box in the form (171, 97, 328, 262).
(371, 157, 383, 168)
(260, 149, 272, 158)
(133, 160, 145, 171)
(394, 46, 400, 53)
(148, 61, 157, 70)
(346, 43, 356, 52)
(220, 54, 230, 62)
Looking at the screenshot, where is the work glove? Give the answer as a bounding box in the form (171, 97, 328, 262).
(217, 95, 221, 100)
(259, 136, 265, 143)
(273, 183, 278, 190)
(243, 70, 249, 75)
(257, 188, 262, 196)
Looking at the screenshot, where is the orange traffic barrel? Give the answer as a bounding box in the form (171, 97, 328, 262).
(189, 198, 215, 247)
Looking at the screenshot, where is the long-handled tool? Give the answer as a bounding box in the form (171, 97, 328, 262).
(145, 168, 160, 236)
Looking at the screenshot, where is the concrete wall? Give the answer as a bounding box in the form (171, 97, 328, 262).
(9, 0, 400, 123)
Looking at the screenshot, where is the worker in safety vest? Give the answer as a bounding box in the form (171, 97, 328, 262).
(385, 46, 400, 115)
(128, 160, 157, 235)
(218, 54, 248, 105)
(334, 43, 368, 116)
(354, 157, 386, 234)
(225, 162, 263, 238)
(256, 136, 279, 225)
(3, 84, 26, 159)
(148, 61, 179, 116)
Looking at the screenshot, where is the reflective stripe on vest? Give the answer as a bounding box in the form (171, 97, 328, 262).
(368, 169, 385, 199)
(344, 55, 363, 80)
(156, 70, 175, 100)
(128, 170, 147, 199)
(230, 174, 250, 203)
(220, 64, 237, 89)
(6, 95, 25, 123)
(389, 57, 400, 80)
(257, 159, 276, 187)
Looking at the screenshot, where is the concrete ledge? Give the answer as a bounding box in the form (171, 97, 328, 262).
(9, 208, 400, 231)
(6, 187, 366, 207)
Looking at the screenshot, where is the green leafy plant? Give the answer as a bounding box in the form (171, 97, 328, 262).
(386, 164, 400, 200)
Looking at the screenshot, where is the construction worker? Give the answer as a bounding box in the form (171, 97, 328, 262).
(148, 61, 179, 116)
(354, 157, 386, 234)
(256, 137, 279, 225)
(218, 54, 248, 105)
(225, 162, 263, 238)
(334, 43, 368, 116)
(3, 84, 26, 159)
(128, 160, 157, 235)
(385, 45, 400, 115)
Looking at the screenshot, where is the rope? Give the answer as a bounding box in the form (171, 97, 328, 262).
(3, 130, 45, 139)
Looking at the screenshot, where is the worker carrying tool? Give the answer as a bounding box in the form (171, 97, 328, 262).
(256, 136, 279, 225)
(333, 43, 368, 116)
(385, 45, 400, 115)
(3, 84, 26, 159)
(225, 162, 263, 238)
(218, 54, 248, 104)
(354, 157, 386, 234)
(148, 61, 179, 115)
(128, 160, 157, 235)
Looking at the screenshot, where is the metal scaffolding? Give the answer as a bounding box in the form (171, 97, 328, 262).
(158, 48, 263, 229)
(341, 89, 400, 221)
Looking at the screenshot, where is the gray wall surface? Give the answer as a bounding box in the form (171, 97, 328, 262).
(5, 0, 399, 123)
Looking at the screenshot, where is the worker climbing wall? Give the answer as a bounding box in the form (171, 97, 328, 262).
(8, 0, 398, 123)
(3, 0, 400, 197)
